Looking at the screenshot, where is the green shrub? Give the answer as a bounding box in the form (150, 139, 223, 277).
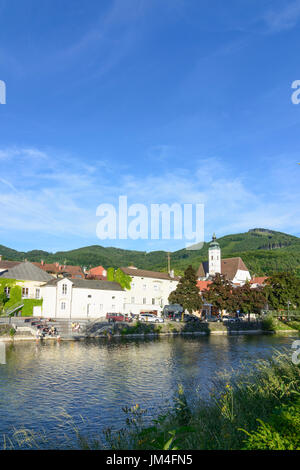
(242, 396, 300, 450)
(261, 314, 276, 331)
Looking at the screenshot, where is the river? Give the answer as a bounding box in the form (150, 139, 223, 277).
(0, 334, 297, 449)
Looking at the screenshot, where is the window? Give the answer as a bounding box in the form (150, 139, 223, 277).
(154, 285, 158, 291)
(35, 288, 40, 299)
(143, 298, 146, 304)
(152, 298, 155, 305)
(60, 301, 66, 310)
(131, 297, 135, 304)
(99, 304, 103, 312)
(4, 287, 10, 298)
(112, 305, 116, 311)
(22, 287, 29, 299)
(143, 284, 146, 290)
(62, 284, 68, 295)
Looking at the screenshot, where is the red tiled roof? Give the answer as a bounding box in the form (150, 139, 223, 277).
(250, 276, 268, 285)
(0, 260, 21, 270)
(196, 280, 212, 291)
(88, 266, 106, 277)
(33, 262, 84, 279)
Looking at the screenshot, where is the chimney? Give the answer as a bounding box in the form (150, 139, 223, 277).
(0, 255, 2, 261)
(170, 269, 174, 278)
(41, 259, 44, 266)
(55, 262, 59, 268)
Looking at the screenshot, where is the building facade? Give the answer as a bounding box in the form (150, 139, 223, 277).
(120, 266, 179, 316)
(40, 278, 124, 319)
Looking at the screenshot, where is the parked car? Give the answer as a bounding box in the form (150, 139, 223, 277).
(139, 313, 164, 323)
(222, 316, 239, 323)
(106, 313, 132, 323)
(205, 315, 221, 323)
(170, 313, 200, 323)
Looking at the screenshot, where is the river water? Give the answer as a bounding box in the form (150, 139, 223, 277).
(0, 334, 297, 449)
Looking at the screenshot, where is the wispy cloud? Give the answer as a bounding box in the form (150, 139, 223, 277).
(263, 0, 300, 33)
(1, 146, 299, 250)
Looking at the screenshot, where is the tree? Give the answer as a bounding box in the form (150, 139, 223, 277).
(107, 267, 132, 290)
(114, 268, 132, 290)
(202, 273, 232, 314)
(107, 267, 115, 282)
(168, 265, 203, 314)
(264, 272, 300, 310)
(231, 283, 266, 316)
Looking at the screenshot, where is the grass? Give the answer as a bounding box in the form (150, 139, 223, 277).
(261, 315, 300, 332)
(98, 351, 300, 450)
(287, 321, 300, 332)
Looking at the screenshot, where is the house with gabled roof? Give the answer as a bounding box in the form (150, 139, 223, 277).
(0, 261, 53, 315)
(86, 265, 107, 280)
(40, 277, 124, 318)
(197, 234, 251, 286)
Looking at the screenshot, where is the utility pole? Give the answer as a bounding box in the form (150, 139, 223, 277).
(167, 252, 171, 274)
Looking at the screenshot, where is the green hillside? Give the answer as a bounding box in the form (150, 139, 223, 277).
(1, 228, 300, 276)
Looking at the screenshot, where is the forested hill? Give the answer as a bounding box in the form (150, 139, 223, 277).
(1, 228, 300, 276)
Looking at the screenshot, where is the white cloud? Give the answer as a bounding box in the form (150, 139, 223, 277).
(263, 0, 300, 33)
(0, 146, 299, 248)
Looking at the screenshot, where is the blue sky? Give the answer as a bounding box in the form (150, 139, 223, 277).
(0, 0, 300, 253)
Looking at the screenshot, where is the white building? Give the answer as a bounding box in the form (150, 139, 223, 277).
(120, 266, 179, 316)
(40, 277, 125, 319)
(197, 234, 251, 286)
(39, 267, 179, 319)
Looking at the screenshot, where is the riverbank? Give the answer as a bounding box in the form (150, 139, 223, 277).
(0, 318, 299, 342)
(98, 351, 300, 450)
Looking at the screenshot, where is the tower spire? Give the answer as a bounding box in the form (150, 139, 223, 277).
(208, 232, 221, 276)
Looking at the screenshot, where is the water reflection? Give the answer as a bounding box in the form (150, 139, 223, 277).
(0, 334, 296, 449)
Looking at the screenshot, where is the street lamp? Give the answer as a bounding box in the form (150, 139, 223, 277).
(287, 300, 291, 321)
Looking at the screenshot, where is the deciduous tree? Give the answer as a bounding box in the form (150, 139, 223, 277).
(168, 265, 202, 314)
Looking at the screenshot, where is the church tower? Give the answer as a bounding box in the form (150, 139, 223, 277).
(208, 233, 221, 276)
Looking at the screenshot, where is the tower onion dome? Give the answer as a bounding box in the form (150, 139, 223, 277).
(208, 233, 220, 250)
